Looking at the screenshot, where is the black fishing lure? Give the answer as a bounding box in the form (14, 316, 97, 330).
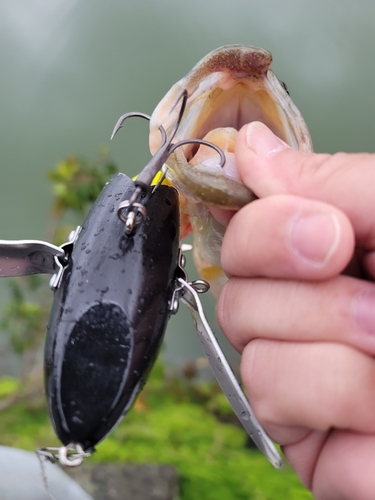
(45, 174, 179, 451)
(0, 91, 282, 469)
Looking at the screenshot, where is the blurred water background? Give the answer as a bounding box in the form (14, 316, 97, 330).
(1, 0, 375, 377)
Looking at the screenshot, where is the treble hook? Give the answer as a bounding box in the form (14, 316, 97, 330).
(111, 89, 226, 233)
(111, 90, 225, 189)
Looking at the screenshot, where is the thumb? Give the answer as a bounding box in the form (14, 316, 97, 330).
(236, 122, 375, 249)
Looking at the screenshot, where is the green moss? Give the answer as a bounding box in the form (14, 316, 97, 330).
(0, 365, 312, 500)
(0, 376, 19, 399)
(95, 400, 312, 500)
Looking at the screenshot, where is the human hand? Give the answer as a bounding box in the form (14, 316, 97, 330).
(216, 122, 375, 499)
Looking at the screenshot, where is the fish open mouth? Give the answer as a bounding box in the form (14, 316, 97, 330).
(150, 45, 312, 209)
(175, 75, 302, 163)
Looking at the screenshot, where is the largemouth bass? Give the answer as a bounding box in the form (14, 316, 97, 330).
(150, 45, 312, 295)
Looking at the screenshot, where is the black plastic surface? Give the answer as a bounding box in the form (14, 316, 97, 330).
(45, 173, 179, 450)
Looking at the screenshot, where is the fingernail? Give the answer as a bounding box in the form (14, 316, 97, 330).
(352, 291, 375, 335)
(289, 212, 340, 266)
(245, 121, 290, 157)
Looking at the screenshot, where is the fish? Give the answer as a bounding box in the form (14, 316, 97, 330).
(150, 44, 313, 296)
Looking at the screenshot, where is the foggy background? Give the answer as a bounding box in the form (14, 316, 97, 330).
(0, 0, 374, 376)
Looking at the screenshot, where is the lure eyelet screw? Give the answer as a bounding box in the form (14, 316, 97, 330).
(117, 200, 147, 233)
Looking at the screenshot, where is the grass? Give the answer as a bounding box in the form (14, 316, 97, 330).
(0, 364, 313, 500)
